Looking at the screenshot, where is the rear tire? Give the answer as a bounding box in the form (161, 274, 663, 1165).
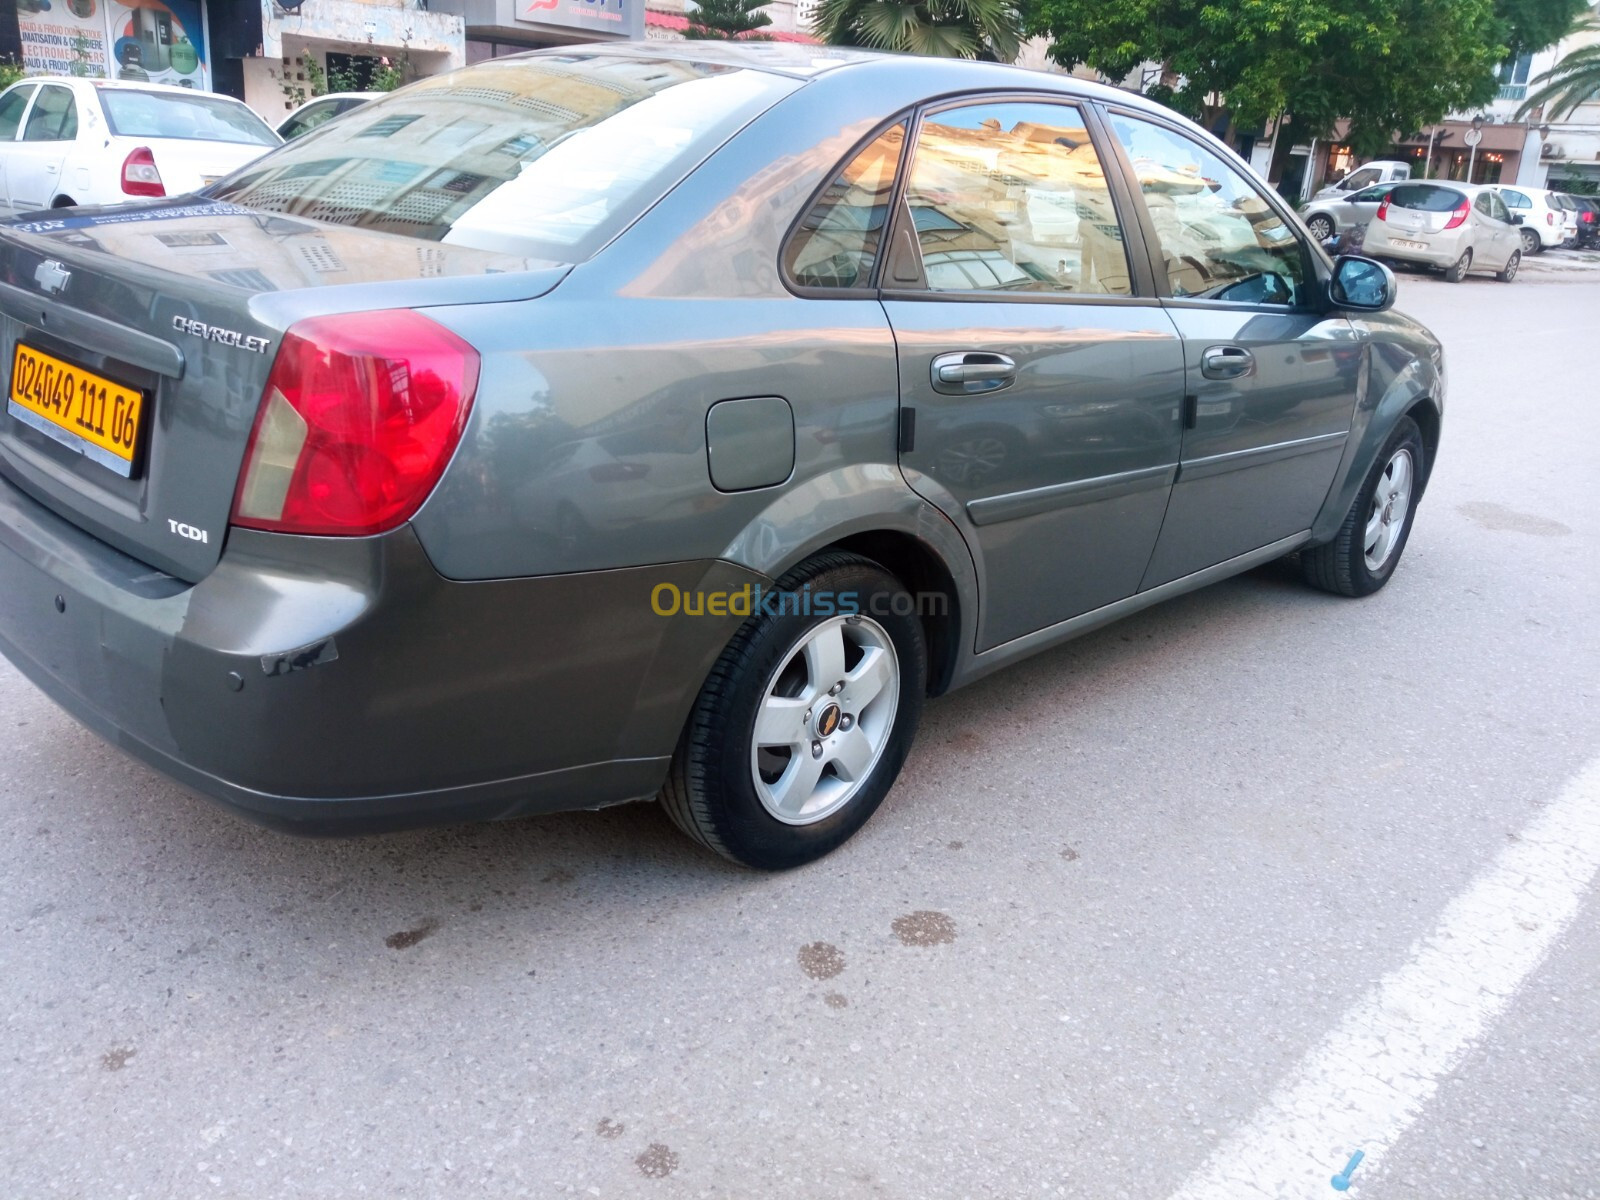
(1497, 250, 1520, 283)
(660, 552, 926, 870)
(1300, 416, 1424, 598)
(1443, 249, 1472, 283)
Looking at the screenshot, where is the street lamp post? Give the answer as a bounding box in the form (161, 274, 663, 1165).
(1465, 114, 1485, 182)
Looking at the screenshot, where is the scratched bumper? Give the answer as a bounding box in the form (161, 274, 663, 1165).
(0, 469, 758, 833)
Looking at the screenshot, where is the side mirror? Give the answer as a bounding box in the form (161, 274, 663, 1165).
(1510, 213, 1525, 226)
(1330, 254, 1396, 313)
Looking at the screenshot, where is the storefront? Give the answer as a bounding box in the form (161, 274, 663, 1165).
(14, 0, 213, 90)
(431, 0, 646, 57)
(1393, 121, 1536, 186)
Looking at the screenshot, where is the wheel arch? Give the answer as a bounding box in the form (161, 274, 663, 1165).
(716, 464, 980, 697)
(1310, 346, 1442, 544)
(51, 195, 76, 208)
(828, 529, 964, 697)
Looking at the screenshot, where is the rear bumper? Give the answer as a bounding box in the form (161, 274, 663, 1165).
(1367, 235, 1459, 269)
(0, 469, 758, 834)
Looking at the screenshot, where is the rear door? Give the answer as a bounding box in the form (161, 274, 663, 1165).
(876, 96, 1185, 650)
(1099, 109, 1362, 588)
(7, 84, 79, 212)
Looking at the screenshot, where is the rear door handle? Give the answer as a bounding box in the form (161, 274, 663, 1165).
(1200, 345, 1254, 380)
(931, 352, 1016, 395)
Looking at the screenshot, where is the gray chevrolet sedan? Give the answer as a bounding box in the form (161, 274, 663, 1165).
(0, 45, 1442, 868)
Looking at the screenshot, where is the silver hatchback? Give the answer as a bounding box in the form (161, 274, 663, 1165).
(1365, 181, 1522, 282)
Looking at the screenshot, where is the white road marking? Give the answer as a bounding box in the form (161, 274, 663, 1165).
(1169, 754, 1600, 1200)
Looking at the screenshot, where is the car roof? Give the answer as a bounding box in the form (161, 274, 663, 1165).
(15, 75, 254, 103)
(506, 41, 1152, 111)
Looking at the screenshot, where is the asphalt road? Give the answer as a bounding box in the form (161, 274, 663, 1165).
(3, 272, 1598, 1200)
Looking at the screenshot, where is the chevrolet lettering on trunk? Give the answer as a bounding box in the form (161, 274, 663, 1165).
(171, 315, 271, 354)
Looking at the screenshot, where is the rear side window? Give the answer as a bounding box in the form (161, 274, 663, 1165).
(279, 99, 341, 141)
(1389, 185, 1464, 212)
(785, 123, 905, 289)
(100, 89, 279, 146)
(0, 85, 34, 141)
(901, 100, 1133, 296)
(213, 56, 798, 261)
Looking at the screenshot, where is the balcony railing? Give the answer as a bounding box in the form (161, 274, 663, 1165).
(1497, 84, 1527, 101)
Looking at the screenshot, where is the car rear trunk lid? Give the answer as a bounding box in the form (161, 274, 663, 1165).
(0, 199, 568, 582)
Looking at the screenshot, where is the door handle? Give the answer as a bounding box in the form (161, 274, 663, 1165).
(931, 352, 1016, 395)
(1200, 345, 1254, 380)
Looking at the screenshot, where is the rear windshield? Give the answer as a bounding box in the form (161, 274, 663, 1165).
(1388, 184, 1465, 213)
(210, 54, 799, 262)
(99, 88, 279, 146)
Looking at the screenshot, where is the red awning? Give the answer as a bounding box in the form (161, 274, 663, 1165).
(644, 10, 820, 42)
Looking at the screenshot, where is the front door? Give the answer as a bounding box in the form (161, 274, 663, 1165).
(881, 98, 1186, 650)
(1100, 110, 1363, 588)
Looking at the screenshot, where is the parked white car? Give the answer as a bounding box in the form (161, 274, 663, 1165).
(1302, 183, 1394, 242)
(0, 77, 279, 216)
(1491, 184, 1571, 254)
(1366, 181, 1522, 282)
(276, 92, 382, 141)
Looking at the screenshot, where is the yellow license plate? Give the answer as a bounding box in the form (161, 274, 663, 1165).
(7, 343, 144, 476)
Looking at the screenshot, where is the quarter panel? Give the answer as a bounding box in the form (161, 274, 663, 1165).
(414, 296, 903, 580)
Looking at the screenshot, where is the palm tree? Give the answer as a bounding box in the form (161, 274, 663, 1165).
(812, 0, 1023, 62)
(1517, 24, 1600, 120)
(685, 0, 773, 40)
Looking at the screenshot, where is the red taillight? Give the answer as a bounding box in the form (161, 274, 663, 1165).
(1443, 200, 1470, 230)
(120, 147, 165, 197)
(231, 310, 480, 536)
(1547, 212, 1555, 225)
(1376, 197, 1390, 221)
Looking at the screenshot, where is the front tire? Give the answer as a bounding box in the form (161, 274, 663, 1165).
(1307, 214, 1335, 242)
(661, 553, 926, 869)
(1300, 416, 1425, 598)
(1497, 250, 1520, 283)
(1444, 249, 1472, 283)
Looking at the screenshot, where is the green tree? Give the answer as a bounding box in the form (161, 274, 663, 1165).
(1516, 23, 1600, 119)
(1495, 0, 1589, 60)
(1021, 0, 1503, 155)
(814, 0, 1023, 61)
(0, 57, 26, 92)
(686, 0, 773, 39)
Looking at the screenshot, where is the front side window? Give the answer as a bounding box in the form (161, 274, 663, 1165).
(785, 123, 904, 289)
(1500, 189, 1530, 208)
(0, 86, 35, 141)
(900, 100, 1133, 296)
(213, 56, 799, 261)
(1343, 167, 1381, 190)
(1108, 112, 1306, 306)
(1351, 186, 1390, 204)
(23, 85, 78, 142)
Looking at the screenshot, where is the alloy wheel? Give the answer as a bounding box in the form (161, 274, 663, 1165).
(1363, 447, 1413, 572)
(750, 615, 900, 825)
